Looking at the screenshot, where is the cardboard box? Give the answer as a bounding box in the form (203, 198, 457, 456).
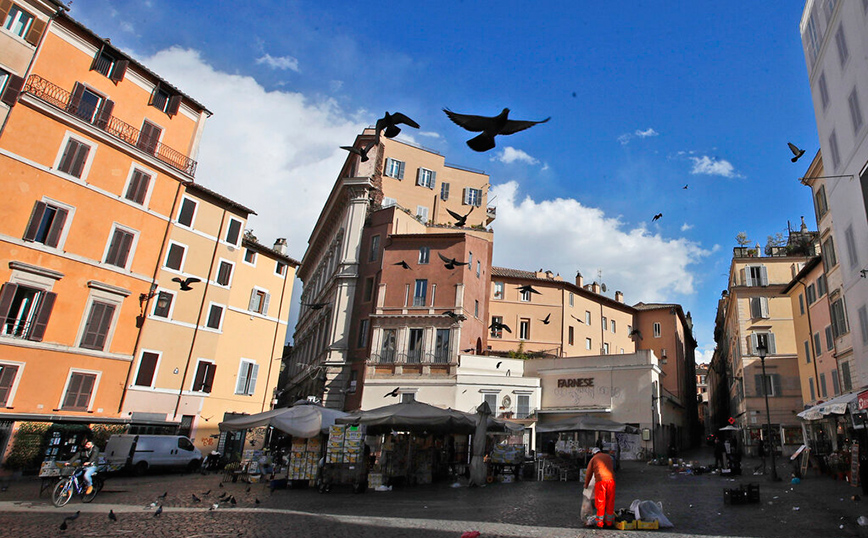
(637, 519, 659, 530)
(615, 520, 637, 530)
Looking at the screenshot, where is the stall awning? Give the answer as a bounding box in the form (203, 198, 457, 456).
(797, 391, 861, 421)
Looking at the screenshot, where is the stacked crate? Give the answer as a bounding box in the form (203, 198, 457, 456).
(288, 436, 321, 481)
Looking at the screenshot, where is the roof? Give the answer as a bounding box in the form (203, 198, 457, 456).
(242, 237, 301, 267)
(492, 266, 634, 312)
(632, 302, 679, 311)
(782, 256, 822, 294)
(185, 183, 256, 216)
(492, 267, 538, 279)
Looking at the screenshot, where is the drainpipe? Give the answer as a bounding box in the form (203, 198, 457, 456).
(797, 278, 821, 403)
(261, 259, 291, 413)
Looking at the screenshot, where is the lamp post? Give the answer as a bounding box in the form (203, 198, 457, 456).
(756, 342, 780, 481)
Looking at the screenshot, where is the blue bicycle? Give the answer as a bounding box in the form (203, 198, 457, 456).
(51, 466, 102, 507)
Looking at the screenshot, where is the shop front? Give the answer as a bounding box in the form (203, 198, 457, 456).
(797, 388, 868, 484)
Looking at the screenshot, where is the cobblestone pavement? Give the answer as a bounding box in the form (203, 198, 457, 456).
(1, 448, 867, 538)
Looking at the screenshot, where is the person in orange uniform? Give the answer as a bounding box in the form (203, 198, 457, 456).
(583, 446, 616, 528)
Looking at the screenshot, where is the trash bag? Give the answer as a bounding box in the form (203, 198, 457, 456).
(630, 499, 674, 528)
(580, 476, 596, 523)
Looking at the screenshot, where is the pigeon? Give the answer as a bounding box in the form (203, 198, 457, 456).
(571, 314, 583, 323)
(158, 491, 168, 499)
(171, 277, 201, 291)
(203, 490, 211, 496)
(154, 505, 163, 516)
(65, 511, 80, 522)
(443, 107, 550, 152)
(540, 313, 551, 325)
(516, 284, 541, 295)
(385, 387, 400, 398)
(109, 509, 117, 521)
(496, 361, 502, 369)
(303, 302, 329, 310)
(438, 252, 468, 270)
(629, 328, 643, 340)
(192, 493, 201, 502)
(652, 213, 663, 222)
(489, 320, 512, 334)
(255, 498, 261, 505)
(394, 260, 411, 270)
(462, 348, 475, 353)
(340, 139, 377, 162)
(375, 111, 420, 140)
(446, 206, 474, 227)
(60, 520, 68, 531)
(210, 503, 218, 511)
(218, 482, 224, 488)
(788, 142, 806, 163)
(683, 184, 688, 190)
(229, 496, 237, 506)
(443, 310, 466, 321)
(246, 486, 251, 493)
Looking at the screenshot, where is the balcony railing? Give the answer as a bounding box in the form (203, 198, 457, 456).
(370, 351, 454, 365)
(22, 75, 198, 177)
(2, 317, 33, 339)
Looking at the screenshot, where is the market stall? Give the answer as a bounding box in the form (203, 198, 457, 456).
(535, 416, 638, 480)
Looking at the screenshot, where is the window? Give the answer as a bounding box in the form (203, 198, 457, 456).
(483, 393, 497, 413)
(817, 274, 827, 297)
(825, 325, 835, 350)
(493, 282, 504, 300)
(357, 319, 369, 348)
(62, 372, 97, 411)
(0, 283, 56, 341)
(152, 291, 173, 318)
(57, 138, 91, 178)
(653, 322, 661, 338)
(751, 332, 777, 354)
(225, 218, 242, 245)
(125, 169, 152, 205)
(434, 329, 450, 363)
(73, 87, 103, 124)
(818, 72, 830, 110)
(822, 236, 837, 268)
(3, 4, 33, 38)
(603, 343, 609, 354)
(849, 88, 863, 134)
(474, 300, 479, 318)
(407, 328, 424, 363)
(490, 316, 503, 338)
(164, 242, 186, 271)
(216, 260, 233, 286)
(806, 283, 816, 305)
(844, 226, 859, 269)
(755, 373, 781, 397)
(611, 320, 616, 333)
(23, 200, 69, 248)
(401, 393, 415, 403)
(440, 182, 450, 201)
(413, 279, 427, 307)
(134, 351, 159, 387)
(799, 294, 805, 316)
(843, 361, 853, 391)
(804, 340, 812, 364)
(235, 360, 259, 396)
(0, 363, 21, 406)
(815, 185, 828, 219)
(192, 360, 216, 393)
(569, 292, 574, 307)
(835, 25, 849, 67)
(104, 226, 135, 268)
(831, 297, 849, 338)
(585, 311, 591, 325)
(809, 377, 816, 401)
(819, 373, 828, 398)
(92, 47, 128, 82)
(463, 188, 482, 207)
(859, 306, 868, 346)
(745, 265, 768, 286)
(416, 168, 436, 189)
(80, 301, 116, 351)
(380, 329, 396, 363)
(476, 261, 480, 278)
(243, 248, 257, 265)
(275, 261, 287, 276)
(813, 332, 822, 358)
(517, 394, 530, 419)
(384, 158, 405, 179)
(416, 205, 429, 222)
(248, 288, 269, 315)
(382, 197, 397, 208)
(363, 277, 374, 302)
(206, 304, 223, 330)
(419, 246, 430, 264)
(369, 235, 380, 262)
(177, 198, 197, 227)
(149, 86, 181, 116)
(829, 130, 841, 170)
(137, 120, 162, 156)
(602, 317, 608, 331)
(519, 318, 530, 340)
(568, 326, 574, 345)
(832, 369, 840, 395)
(585, 338, 592, 350)
(520, 289, 531, 302)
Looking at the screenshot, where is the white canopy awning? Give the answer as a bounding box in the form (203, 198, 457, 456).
(797, 391, 860, 421)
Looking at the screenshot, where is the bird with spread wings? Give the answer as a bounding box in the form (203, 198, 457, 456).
(443, 107, 550, 152)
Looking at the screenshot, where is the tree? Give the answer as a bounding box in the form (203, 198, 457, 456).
(736, 232, 750, 247)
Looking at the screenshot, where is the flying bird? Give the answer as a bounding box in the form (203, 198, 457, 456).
(443, 107, 550, 152)
(462, 348, 475, 353)
(203, 489, 211, 496)
(303, 302, 329, 310)
(438, 252, 468, 270)
(443, 310, 466, 322)
(446, 206, 474, 227)
(788, 142, 806, 163)
(652, 213, 663, 222)
(489, 320, 512, 334)
(192, 493, 201, 502)
(496, 361, 502, 369)
(394, 260, 411, 270)
(171, 277, 201, 291)
(154, 505, 163, 517)
(109, 510, 117, 521)
(629, 328, 643, 341)
(516, 284, 541, 295)
(540, 313, 551, 325)
(571, 314, 583, 324)
(375, 111, 420, 140)
(683, 184, 688, 190)
(385, 387, 400, 398)
(340, 139, 377, 162)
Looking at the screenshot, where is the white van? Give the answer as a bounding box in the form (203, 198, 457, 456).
(104, 434, 202, 475)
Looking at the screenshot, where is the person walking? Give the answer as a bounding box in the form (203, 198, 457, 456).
(583, 447, 616, 528)
(754, 439, 766, 475)
(714, 437, 725, 470)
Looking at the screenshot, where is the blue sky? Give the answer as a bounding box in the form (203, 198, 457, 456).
(70, 1, 819, 362)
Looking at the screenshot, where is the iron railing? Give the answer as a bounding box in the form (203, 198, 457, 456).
(2, 318, 33, 339)
(22, 75, 198, 177)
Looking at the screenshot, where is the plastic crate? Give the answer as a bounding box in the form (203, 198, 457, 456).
(746, 483, 760, 503)
(637, 519, 659, 530)
(615, 520, 637, 530)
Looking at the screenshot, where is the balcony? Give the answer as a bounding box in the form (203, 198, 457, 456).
(22, 75, 198, 177)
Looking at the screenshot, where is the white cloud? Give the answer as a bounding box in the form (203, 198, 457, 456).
(119, 21, 134, 33)
(489, 182, 709, 302)
(256, 53, 300, 72)
(689, 155, 740, 178)
(492, 146, 539, 165)
(618, 128, 659, 145)
(142, 47, 365, 260)
(418, 131, 441, 139)
(694, 347, 714, 365)
(681, 223, 693, 232)
(618, 133, 632, 145)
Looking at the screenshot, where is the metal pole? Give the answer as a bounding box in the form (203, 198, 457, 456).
(761, 354, 780, 481)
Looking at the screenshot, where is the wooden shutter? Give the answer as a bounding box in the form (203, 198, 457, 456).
(740, 268, 747, 286)
(749, 333, 758, 354)
(0, 1, 12, 22)
(754, 374, 764, 397)
(115, 230, 133, 267)
(0, 74, 25, 107)
(94, 99, 114, 129)
(760, 266, 769, 286)
(396, 160, 404, 180)
(23, 201, 47, 241)
(384, 158, 393, 176)
(62, 373, 84, 409)
(248, 363, 259, 395)
(261, 292, 270, 315)
(165, 244, 184, 270)
(74, 374, 95, 408)
(80, 301, 115, 350)
(135, 352, 159, 386)
(235, 363, 249, 394)
(27, 291, 55, 342)
(0, 364, 19, 406)
(166, 94, 181, 117)
(248, 289, 258, 311)
(44, 207, 68, 248)
(69, 142, 90, 178)
(768, 333, 777, 354)
(0, 283, 18, 330)
(193, 362, 207, 391)
(415, 167, 422, 186)
(68, 82, 85, 115)
(24, 17, 46, 46)
(203, 363, 216, 393)
(760, 297, 769, 318)
(463, 188, 470, 205)
(771, 374, 782, 397)
(110, 60, 128, 83)
(430, 170, 436, 189)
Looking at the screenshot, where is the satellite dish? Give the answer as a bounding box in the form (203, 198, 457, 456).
(601, 283, 608, 292)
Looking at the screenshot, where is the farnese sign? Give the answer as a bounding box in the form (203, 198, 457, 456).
(557, 378, 594, 388)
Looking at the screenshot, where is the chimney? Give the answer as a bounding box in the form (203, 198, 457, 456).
(575, 272, 583, 287)
(615, 291, 623, 303)
(591, 282, 601, 294)
(800, 216, 807, 233)
(273, 238, 287, 255)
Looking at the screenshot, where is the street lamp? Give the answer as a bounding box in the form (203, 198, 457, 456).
(756, 342, 780, 481)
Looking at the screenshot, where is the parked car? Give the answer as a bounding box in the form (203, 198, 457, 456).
(104, 434, 202, 475)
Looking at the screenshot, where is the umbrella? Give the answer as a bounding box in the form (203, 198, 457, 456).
(219, 401, 349, 438)
(536, 415, 638, 434)
(335, 400, 479, 435)
(469, 401, 491, 487)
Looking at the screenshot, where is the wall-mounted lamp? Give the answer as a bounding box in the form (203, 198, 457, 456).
(139, 286, 170, 311)
(173, 368, 179, 374)
(798, 174, 854, 185)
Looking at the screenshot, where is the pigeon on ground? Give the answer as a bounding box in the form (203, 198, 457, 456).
(109, 509, 117, 521)
(230, 496, 237, 506)
(255, 498, 261, 505)
(443, 107, 550, 152)
(540, 313, 551, 325)
(65, 511, 81, 521)
(438, 253, 468, 270)
(489, 321, 512, 334)
(788, 142, 806, 163)
(462, 348, 475, 353)
(60, 520, 68, 531)
(246, 486, 251, 493)
(385, 387, 400, 398)
(218, 482, 223, 488)
(158, 491, 168, 499)
(394, 260, 411, 270)
(154, 505, 163, 517)
(652, 213, 663, 222)
(340, 139, 377, 162)
(446, 206, 474, 227)
(171, 277, 201, 291)
(375, 112, 420, 140)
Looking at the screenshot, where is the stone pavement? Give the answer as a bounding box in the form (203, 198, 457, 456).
(0, 447, 867, 538)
